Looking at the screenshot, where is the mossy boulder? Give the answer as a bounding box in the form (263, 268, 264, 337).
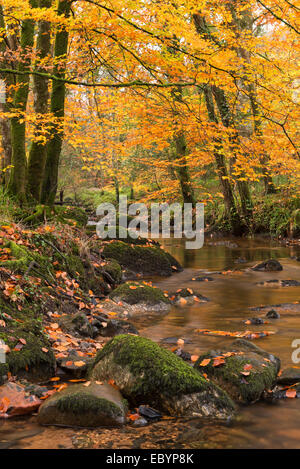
(99, 225, 153, 246)
(0, 241, 49, 275)
(109, 282, 170, 313)
(194, 339, 280, 404)
(104, 259, 122, 284)
(37, 382, 127, 427)
(3, 322, 56, 381)
(102, 241, 182, 276)
(90, 335, 235, 419)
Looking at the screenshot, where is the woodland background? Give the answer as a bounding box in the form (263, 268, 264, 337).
(0, 0, 299, 235)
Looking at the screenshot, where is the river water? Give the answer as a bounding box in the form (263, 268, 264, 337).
(1, 236, 300, 449)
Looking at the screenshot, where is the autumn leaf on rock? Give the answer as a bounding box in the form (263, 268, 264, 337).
(199, 358, 211, 367)
(213, 357, 225, 367)
(286, 388, 297, 398)
(74, 361, 86, 367)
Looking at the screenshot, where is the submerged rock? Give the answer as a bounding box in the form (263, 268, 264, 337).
(276, 368, 300, 386)
(252, 259, 283, 272)
(244, 317, 265, 325)
(250, 303, 300, 315)
(266, 310, 280, 319)
(102, 241, 182, 276)
(38, 382, 127, 427)
(194, 339, 280, 404)
(191, 276, 214, 282)
(90, 335, 235, 419)
(255, 279, 300, 287)
(170, 288, 209, 305)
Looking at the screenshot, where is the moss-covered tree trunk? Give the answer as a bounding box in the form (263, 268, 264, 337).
(41, 0, 71, 205)
(171, 86, 196, 206)
(7, 1, 37, 200)
(204, 86, 244, 234)
(0, 4, 17, 185)
(27, 0, 52, 201)
(193, 12, 252, 227)
(212, 86, 253, 224)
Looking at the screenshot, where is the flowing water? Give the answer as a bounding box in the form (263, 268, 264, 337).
(1, 236, 300, 449)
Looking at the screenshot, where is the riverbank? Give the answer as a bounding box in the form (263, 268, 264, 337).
(0, 210, 300, 448)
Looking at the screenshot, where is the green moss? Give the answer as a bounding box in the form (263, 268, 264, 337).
(101, 225, 153, 246)
(104, 259, 122, 284)
(92, 335, 233, 412)
(109, 282, 170, 305)
(56, 392, 123, 417)
(66, 254, 85, 278)
(6, 323, 56, 380)
(102, 241, 182, 276)
(194, 350, 277, 403)
(1, 240, 50, 275)
(55, 206, 88, 227)
(1, 241, 32, 271)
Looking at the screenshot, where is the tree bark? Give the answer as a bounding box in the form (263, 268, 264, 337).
(27, 0, 52, 201)
(41, 0, 71, 205)
(203, 85, 244, 234)
(212, 85, 253, 222)
(7, 0, 37, 201)
(171, 86, 196, 206)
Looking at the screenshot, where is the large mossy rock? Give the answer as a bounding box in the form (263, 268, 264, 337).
(98, 225, 155, 246)
(102, 241, 182, 276)
(2, 322, 56, 381)
(104, 259, 123, 284)
(90, 335, 235, 419)
(38, 382, 127, 427)
(194, 339, 280, 404)
(109, 282, 170, 312)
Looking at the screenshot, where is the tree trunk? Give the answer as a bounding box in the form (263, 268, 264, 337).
(41, 0, 71, 205)
(7, 1, 36, 200)
(0, 4, 17, 185)
(203, 86, 244, 234)
(173, 131, 196, 205)
(27, 0, 52, 201)
(171, 86, 196, 206)
(212, 86, 253, 222)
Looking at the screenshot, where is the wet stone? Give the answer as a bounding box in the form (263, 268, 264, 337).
(252, 259, 283, 272)
(192, 276, 214, 282)
(266, 310, 280, 319)
(276, 368, 300, 385)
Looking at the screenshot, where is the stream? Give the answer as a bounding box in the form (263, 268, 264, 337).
(1, 236, 300, 449)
